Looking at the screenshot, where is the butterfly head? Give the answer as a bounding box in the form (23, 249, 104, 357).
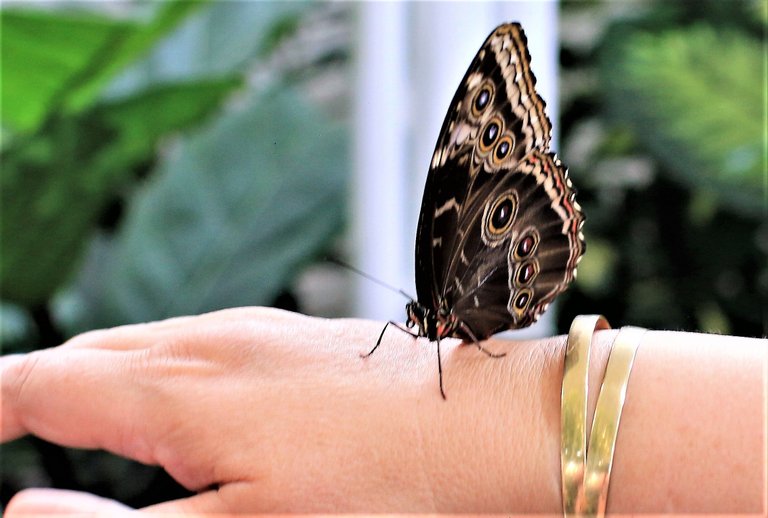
(406, 299, 460, 341)
(405, 300, 429, 337)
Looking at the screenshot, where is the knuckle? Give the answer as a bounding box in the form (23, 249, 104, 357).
(3, 351, 43, 406)
(62, 327, 118, 349)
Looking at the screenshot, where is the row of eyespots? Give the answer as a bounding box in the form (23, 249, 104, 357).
(510, 230, 540, 314)
(472, 78, 537, 317)
(471, 82, 515, 166)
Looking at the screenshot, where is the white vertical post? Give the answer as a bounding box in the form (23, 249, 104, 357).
(352, 3, 411, 321)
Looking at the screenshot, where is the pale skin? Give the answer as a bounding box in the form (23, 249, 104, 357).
(1, 307, 765, 515)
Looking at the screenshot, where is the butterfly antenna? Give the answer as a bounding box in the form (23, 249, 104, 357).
(327, 257, 415, 301)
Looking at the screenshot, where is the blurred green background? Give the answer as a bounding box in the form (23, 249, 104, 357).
(557, 0, 766, 336)
(1, 0, 765, 509)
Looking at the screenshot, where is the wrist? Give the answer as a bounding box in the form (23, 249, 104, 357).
(414, 335, 562, 512)
(333, 317, 618, 513)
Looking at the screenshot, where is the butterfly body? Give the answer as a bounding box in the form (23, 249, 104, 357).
(365, 23, 584, 398)
(405, 299, 463, 342)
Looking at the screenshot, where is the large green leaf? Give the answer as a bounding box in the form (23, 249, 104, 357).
(1, 77, 241, 305)
(64, 1, 210, 113)
(66, 87, 347, 330)
(1, 9, 129, 133)
(95, 77, 242, 171)
(1, 1, 205, 133)
(601, 24, 763, 215)
(103, 1, 308, 99)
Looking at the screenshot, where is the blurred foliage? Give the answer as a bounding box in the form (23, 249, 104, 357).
(1, 1, 208, 133)
(559, 0, 766, 336)
(1, 0, 348, 510)
(67, 87, 346, 332)
(1, 1, 242, 308)
(2, 77, 241, 305)
(602, 24, 762, 215)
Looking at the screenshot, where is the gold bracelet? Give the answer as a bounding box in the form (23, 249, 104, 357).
(582, 326, 646, 515)
(561, 315, 646, 517)
(561, 315, 611, 516)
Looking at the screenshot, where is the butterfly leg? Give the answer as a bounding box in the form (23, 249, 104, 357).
(436, 336, 446, 400)
(473, 341, 506, 358)
(361, 321, 419, 358)
(460, 322, 507, 358)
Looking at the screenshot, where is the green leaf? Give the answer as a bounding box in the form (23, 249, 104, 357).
(103, 1, 309, 99)
(0, 77, 240, 306)
(64, 0, 210, 113)
(257, 10, 302, 58)
(601, 24, 764, 215)
(1, 1, 205, 133)
(66, 87, 348, 330)
(96, 77, 243, 170)
(1, 9, 130, 132)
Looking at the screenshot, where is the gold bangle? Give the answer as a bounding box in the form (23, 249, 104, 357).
(561, 316, 646, 517)
(582, 326, 646, 515)
(561, 315, 611, 516)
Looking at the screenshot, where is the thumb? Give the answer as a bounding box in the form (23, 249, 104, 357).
(6, 488, 136, 516)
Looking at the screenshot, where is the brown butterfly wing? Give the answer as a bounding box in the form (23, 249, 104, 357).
(414, 23, 584, 339)
(446, 151, 584, 338)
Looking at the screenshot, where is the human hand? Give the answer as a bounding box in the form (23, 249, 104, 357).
(2, 307, 559, 515)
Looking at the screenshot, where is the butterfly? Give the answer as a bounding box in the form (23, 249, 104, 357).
(363, 23, 585, 399)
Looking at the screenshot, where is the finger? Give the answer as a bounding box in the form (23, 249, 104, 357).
(140, 481, 318, 516)
(6, 488, 136, 517)
(60, 324, 158, 351)
(61, 318, 196, 351)
(61, 306, 298, 351)
(0, 355, 28, 440)
(140, 488, 238, 516)
(0, 348, 157, 466)
(0, 309, 293, 457)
